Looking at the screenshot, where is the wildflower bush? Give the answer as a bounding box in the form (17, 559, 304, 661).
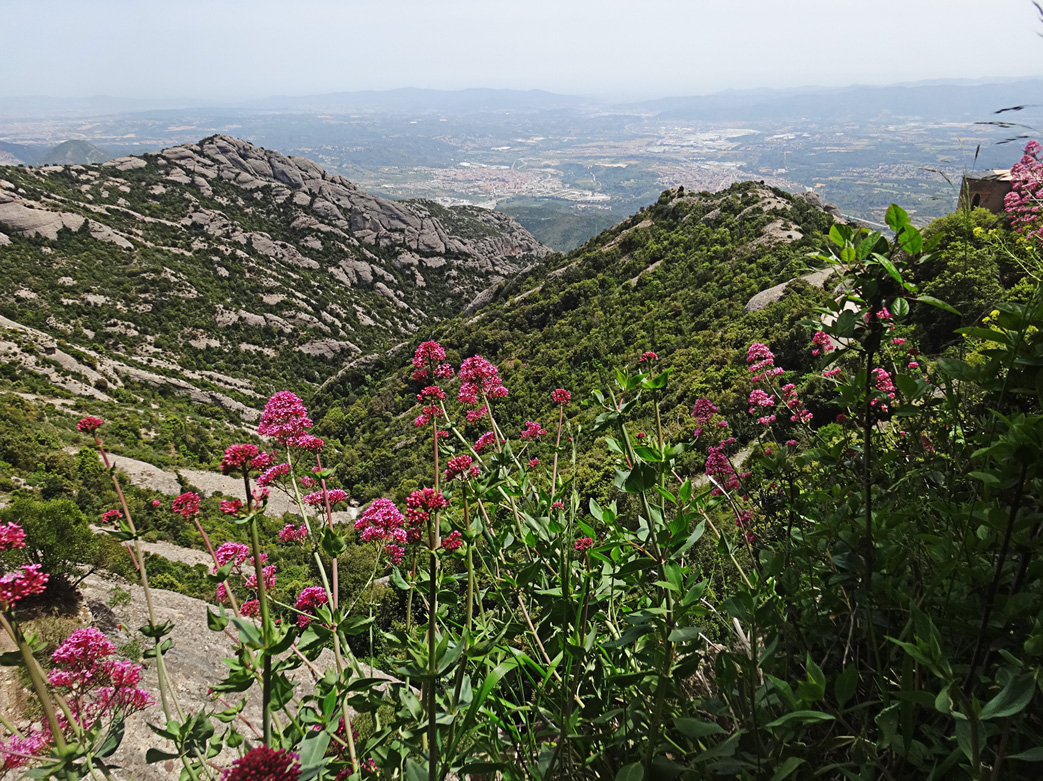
(2, 191, 1043, 779)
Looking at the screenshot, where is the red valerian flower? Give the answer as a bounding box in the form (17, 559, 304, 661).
(303, 489, 348, 507)
(100, 509, 123, 524)
(551, 388, 571, 405)
(171, 492, 202, 519)
(77, 416, 104, 433)
(257, 391, 313, 445)
(441, 530, 464, 552)
(257, 462, 292, 487)
(444, 455, 480, 481)
(355, 498, 407, 545)
(278, 524, 308, 543)
(295, 586, 329, 629)
(574, 537, 594, 551)
(220, 499, 243, 515)
(287, 434, 324, 453)
(0, 522, 26, 550)
(639, 351, 658, 363)
(691, 397, 719, 425)
(220, 443, 260, 474)
(520, 421, 548, 440)
(405, 489, 448, 543)
(0, 564, 49, 610)
(221, 745, 301, 781)
(473, 431, 496, 453)
(458, 355, 508, 407)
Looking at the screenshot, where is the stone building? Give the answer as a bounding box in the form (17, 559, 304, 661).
(959, 169, 1013, 214)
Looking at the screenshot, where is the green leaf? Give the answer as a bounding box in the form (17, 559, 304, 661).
(1009, 747, 1043, 761)
(916, 295, 962, 316)
(674, 718, 725, 740)
(95, 720, 124, 758)
(765, 710, 835, 728)
(145, 748, 180, 763)
(615, 762, 644, 781)
(297, 729, 331, 772)
(770, 757, 805, 781)
(892, 297, 910, 318)
(634, 445, 663, 463)
(405, 758, 427, 781)
(979, 673, 1035, 720)
(206, 608, 229, 632)
(835, 665, 858, 707)
(623, 462, 658, 493)
(885, 203, 910, 232)
(898, 225, 923, 255)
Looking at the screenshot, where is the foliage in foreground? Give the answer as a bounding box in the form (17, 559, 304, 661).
(2, 192, 1043, 779)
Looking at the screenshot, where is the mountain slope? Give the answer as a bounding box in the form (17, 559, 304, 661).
(40, 139, 110, 165)
(0, 135, 549, 408)
(312, 182, 841, 500)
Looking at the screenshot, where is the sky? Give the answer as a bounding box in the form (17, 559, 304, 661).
(3, 0, 1043, 102)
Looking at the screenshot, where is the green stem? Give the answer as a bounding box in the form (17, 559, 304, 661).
(247, 515, 272, 746)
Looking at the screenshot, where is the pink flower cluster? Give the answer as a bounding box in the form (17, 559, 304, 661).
(747, 343, 784, 383)
(171, 491, 201, 518)
(414, 385, 446, 428)
(220, 443, 260, 474)
(295, 586, 329, 629)
(1004, 140, 1043, 239)
(0, 522, 26, 549)
(574, 537, 594, 551)
(303, 489, 348, 507)
(212, 542, 275, 604)
(705, 445, 741, 496)
(355, 498, 408, 563)
(748, 389, 776, 426)
(100, 509, 123, 524)
(691, 398, 719, 425)
(782, 383, 812, 424)
(0, 564, 48, 610)
(257, 462, 292, 487)
(639, 351, 658, 363)
(220, 499, 243, 515)
(441, 530, 464, 552)
(47, 627, 153, 730)
(551, 388, 572, 406)
(221, 745, 302, 781)
(76, 416, 104, 433)
(279, 524, 308, 543)
(871, 367, 897, 413)
(474, 431, 496, 453)
(458, 356, 509, 409)
(444, 454, 480, 481)
(811, 330, 834, 356)
(405, 488, 448, 544)
(520, 421, 548, 441)
(257, 391, 313, 445)
(411, 340, 455, 383)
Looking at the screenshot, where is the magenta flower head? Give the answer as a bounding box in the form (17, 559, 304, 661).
(0, 522, 27, 550)
(692, 397, 719, 425)
(0, 564, 49, 610)
(441, 530, 464, 552)
(100, 509, 123, 525)
(551, 388, 571, 406)
(574, 537, 594, 551)
(295, 586, 329, 628)
(639, 351, 658, 363)
(171, 492, 202, 519)
(221, 745, 301, 781)
(444, 454, 480, 482)
(220, 443, 260, 474)
(77, 416, 104, 433)
(474, 431, 496, 453)
(411, 340, 455, 382)
(458, 355, 508, 405)
(520, 421, 548, 441)
(258, 391, 313, 445)
(220, 499, 244, 516)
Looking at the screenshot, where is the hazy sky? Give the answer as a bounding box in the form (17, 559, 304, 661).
(4, 0, 1043, 101)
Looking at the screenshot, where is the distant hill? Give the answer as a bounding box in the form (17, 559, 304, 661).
(0, 135, 548, 412)
(40, 140, 111, 165)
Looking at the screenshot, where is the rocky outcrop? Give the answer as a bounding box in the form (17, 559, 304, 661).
(744, 267, 835, 313)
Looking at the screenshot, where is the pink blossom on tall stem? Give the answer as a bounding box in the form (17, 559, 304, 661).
(220, 499, 243, 516)
(257, 391, 313, 445)
(520, 421, 548, 440)
(278, 524, 308, 543)
(441, 530, 464, 552)
(220, 443, 260, 474)
(574, 537, 594, 551)
(245, 565, 277, 591)
(705, 445, 741, 496)
(691, 397, 719, 425)
(171, 492, 201, 519)
(747, 342, 784, 382)
(100, 509, 123, 524)
(474, 431, 496, 453)
(355, 498, 408, 545)
(405, 489, 447, 544)
(257, 462, 292, 487)
(287, 434, 324, 453)
(411, 340, 455, 382)
(551, 388, 572, 405)
(303, 488, 348, 507)
(0, 522, 26, 550)
(639, 351, 658, 363)
(444, 454, 480, 481)
(1005, 140, 1043, 239)
(295, 586, 329, 628)
(811, 330, 835, 356)
(458, 355, 509, 410)
(0, 564, 49, 610)
(76, 416, 104, 433)
(221, 745, 301, 781)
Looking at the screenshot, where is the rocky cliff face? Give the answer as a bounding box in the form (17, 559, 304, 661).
(0, 135, 549, 409)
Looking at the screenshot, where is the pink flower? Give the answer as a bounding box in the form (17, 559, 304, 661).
(0, 729, 49, 771)
(239, 599, 260, 617)
(465, 405, 488, 423)
(441, 530, 464, 552)
(245, 565, 277, 591)
(295, 586, 328, 629)
(100, 509, 122, 524)
(785, 440, 798, 447)
(214, 542, 251, 571)
(636, 431, 646, 439)
(811, 330, 835, 356)
(691, 397, 718, 424)
(639, 351, 658, 363)
(413, 340, 446, 367)
(220, 443, 260, 474)
(77, 416, 104, 433)
(257, 462, 292, 487)
(250, 451, 275, 471)
(705, 445, 740, 495)
(0, 522, 26, 550)
(221, 746, 301, 781)
(474, 431, 496, 453)
(574, 537, 594, 551)
(303, 489, 348, 507)
(355, 498, 407, 545)
(529, 457, 540, 467)
(551, 388, 572, 405)
(444, 454, 480, 481)
(0, 565, 49, 610)
(404, 489, 447, 543)
(384, 544, 405, 565)
(278, 524, 308, 543)
(552, 501, 564, 510)
(891, 337, 907, 346)
(458, 355, 508, 406)
(171, 492, 201, 519)
(257, 391, 313, 445)
(220, 499, 243, 515)
(823, 367, 843, 379)
(151, 499, 162, 507)
(748, 389, 775, 413)
(252, 487, 270, 505)
(520, 421, 548, 440)
(287, 434, 324, 452)
(747, 342, 784, 382)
